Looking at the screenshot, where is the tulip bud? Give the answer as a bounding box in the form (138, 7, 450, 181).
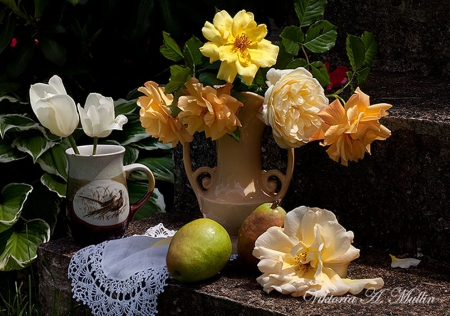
(78, 93, 128, 138)
(29, 75, 79, 137)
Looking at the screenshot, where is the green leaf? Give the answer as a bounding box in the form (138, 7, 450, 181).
(183, 36, 204, 71)
(280, 25, 304, 56)
(356, 67, 371, 86)
(310, 62, 330, 87)
(130, 186, 166, 220)
(0, 142, 27, 163)
(0, 13, 15, 54)
(294, 0, 327, 27)
(134, 137, 172, 151)
(165, 65, 192, 94)
(114, 98, 138, 116)
(346, 34, 366, 71)
(36, 144, 68, 181)
(12, 134, 57, 163)
(0, 114, 46, 138)
(285, 58, 308, 69)
(304, 20, 337, 54)
(0, 183, 33, 234)
(40, 173, 66, 198)
(0, 219, 50, 271)
(34, 0, 50, 19)
(39, 36, 67, 66)
(123, 146, 139, 165)
(133, 156, 174, 183)
(21, 181, 60, 232)
(111, 119, 150, 146)
(6, 39, 34, 79)
(361, 31, 377, 67)
(160, 31, 183, 62)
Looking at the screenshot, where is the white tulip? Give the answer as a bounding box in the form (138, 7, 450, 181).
(78, 93, 128, 138)
(29, 75, 79, 137)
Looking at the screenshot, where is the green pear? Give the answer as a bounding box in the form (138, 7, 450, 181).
(166, 218, 232, 282)
(237, 201, 286, 270)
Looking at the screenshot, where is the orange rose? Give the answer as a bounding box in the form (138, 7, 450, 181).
(137, 81, 192, 146)
(177, 78, 243, 140)
(310, 88, 391, 166)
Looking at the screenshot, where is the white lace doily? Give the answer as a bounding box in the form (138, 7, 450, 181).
(68, 223, 176, 316)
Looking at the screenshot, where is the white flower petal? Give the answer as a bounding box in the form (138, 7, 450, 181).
(342, 277, 384, 294)
(390, 254, 421, 268)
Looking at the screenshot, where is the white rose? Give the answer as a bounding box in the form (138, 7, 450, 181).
(263, 67, 329, 148)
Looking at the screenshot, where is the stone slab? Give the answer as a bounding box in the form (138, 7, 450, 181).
(37, 212, 450, 315)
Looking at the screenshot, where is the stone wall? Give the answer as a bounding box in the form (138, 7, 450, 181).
(323, 0, 450, 77)
(172, 72, 450, 261)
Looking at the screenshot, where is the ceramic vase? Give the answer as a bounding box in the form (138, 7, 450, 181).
(183, 92, 294, 252)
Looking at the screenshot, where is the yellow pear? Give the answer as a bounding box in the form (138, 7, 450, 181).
(237, 201, 286, 270)
(166, 218, 232, 282)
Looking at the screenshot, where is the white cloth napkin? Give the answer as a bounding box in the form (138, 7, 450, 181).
(68, 223, 176, 316)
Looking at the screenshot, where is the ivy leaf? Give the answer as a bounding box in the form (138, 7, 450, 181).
(304, 20, 337, 54)
(0, 183, 33, 234)
(346, 34, 366, 71)
(294, 0, 327, 27)
(160, 31, 183, 62)
(280, 25, 304, 56)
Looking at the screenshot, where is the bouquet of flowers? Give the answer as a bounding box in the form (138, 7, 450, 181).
(136, 0, 391, 166)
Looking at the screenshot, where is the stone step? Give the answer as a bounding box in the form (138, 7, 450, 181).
(37, 213, 450, 315)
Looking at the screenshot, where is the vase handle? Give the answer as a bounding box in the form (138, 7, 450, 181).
(261, 147, 295, 199)
(182, 143, 216, 198)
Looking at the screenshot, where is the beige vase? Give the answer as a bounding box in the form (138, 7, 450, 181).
(183, 92, 294, 252)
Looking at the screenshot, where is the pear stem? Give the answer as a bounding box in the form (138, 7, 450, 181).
(271, 200, 280, 209)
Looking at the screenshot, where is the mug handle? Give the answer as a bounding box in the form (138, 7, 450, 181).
(124, 163, 156, 219)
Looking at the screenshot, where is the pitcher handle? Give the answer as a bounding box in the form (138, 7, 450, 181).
(124, 163, 156, 218)
(182, 143, 216, 198)
(261, 147, 295, 199)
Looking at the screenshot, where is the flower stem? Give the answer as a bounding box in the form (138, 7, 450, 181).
(68, 135, 80, 155)
(92, 137, 98, 155)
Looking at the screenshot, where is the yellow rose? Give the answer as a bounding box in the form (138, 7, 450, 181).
(263, 67, 329, 148)
(200, 10, 279, 85)
(137, 81, 192, 146)
(177, 78, 243, 141)
(310, 88, 392, 166)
